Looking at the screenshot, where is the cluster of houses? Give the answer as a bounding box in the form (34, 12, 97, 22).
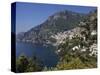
(51, 27, 86, 46)
(50, 26, 97, 57)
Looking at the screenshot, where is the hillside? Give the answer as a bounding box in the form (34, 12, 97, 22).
(16, 9, 97, 72)
(53, 9, 97, 70)
(17, 10, 85, 44)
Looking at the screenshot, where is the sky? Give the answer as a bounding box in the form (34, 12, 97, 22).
(15, 2, 97, 33)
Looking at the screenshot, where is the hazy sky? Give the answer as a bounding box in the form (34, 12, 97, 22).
(15, 2, 96, 33)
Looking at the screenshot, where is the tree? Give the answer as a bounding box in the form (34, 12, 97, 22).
(26, 57, 43, 72)
(16, 55, 29, 72)
(56, 57, 88, 70)
(16, 55, 43, 72)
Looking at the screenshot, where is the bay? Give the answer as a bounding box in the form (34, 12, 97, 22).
(16, 42, 59, 67)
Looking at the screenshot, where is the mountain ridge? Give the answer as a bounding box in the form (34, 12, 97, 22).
(17, 10, 86, 44)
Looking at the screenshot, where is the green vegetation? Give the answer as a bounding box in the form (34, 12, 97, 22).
(16, 55, 43, 72)
(17, 10, 85, 43)
(56, 44, 97, 69)
(55, 9, 97, 70)
(16, 10, 97, 72)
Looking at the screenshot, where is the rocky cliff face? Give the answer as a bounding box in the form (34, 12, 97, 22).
(17, 10, 85, 44)
(17, 9, 97, 57)
(54, 9, 97, 57)
(16, 9, 97, 70)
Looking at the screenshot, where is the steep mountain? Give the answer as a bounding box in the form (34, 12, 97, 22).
(17, 10, 85, 44)
(48, 9, 97, 70)
(16, 7, 97, 70)
(55, 9, 97, 63)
